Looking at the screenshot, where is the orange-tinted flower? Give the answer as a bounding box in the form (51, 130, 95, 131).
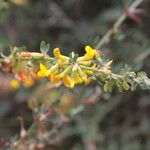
(10, 79, 20, 89)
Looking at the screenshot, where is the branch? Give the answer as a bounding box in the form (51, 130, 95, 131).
(95, 0, 144, 49)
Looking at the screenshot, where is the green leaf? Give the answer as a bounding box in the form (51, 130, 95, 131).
(115, 80, 123, 92)
(40, 41, 50, 54)
(18, 46, 26, 52)
(123, 81, 130, 90)
(137, 71, 146, 78)
(120, 64, 132, 75)
(104, 81, 113, 92)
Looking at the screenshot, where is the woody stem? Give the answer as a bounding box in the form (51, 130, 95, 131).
(95, 0, 144, 49)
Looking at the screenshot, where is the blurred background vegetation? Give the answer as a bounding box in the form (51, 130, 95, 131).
(0, 0, 150, 149)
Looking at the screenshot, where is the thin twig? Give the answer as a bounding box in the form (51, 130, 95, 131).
(95, 0, 144, 49)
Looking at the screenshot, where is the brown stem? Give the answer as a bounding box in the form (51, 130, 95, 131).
(95, 0, 144, 49)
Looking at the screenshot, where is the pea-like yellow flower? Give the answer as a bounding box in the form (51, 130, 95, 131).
(84, 45, 97, 60)
(53, 48, 69, 66)
(48, 64, 59, 75)
(56, 66, 72, 79)
(78, 60, 92, 66)
(10, 79, 20, 89)
(50, 73, 60, 84)
(83, 64, 97, 75)
(77, 67, 88, 83)
(72, 72, 83, 84)
(83, 70, 93, 75)
(23, 79, 34, 88)
(77, 46, 97, 61)
(60, 65, 91, 89)
(31, 45, 113, 89)
(63, 75, 76, 89)
(37, 63, 50, 77)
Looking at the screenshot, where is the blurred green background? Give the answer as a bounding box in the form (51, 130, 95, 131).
(0, 0, 150, 149)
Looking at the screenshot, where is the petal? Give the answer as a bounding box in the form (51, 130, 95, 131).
(84, 70, 93, 75)
(53, 48, 69, 61)
(40, 63, 47, 72)
(50, 73, 60, 84)
(77, 46, 97, 61)
(37, 63, 50, 77)
(49, 64, 59, 74)
(73, 75, 82, 84)
(77, 67, 88, 83)
(37, 71, 46, 77)
(23, 79, 34, 88)
(56, 66, 72, 78)
(78, 60, 92, 66)
(63, 75, 70, 86)
(10, 79, 20, 89)
(53, 48, 61, 58)
(84, 45, 97, 60)
(63, 76, 75, 89)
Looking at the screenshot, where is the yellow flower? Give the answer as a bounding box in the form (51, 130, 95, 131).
(83, 70, 93, 75)
(77, 45, 97, 61)
(63, 75, 75, 89)
(78, 60, 92, 66)
(37, 63, 50, 77)
(53, 48, 69, 66)
(50, 73, 60, 84)
(84, 45, 97, 60)
(72, 72, 83, 84)
(10, 79, 20, 89)
(48, 64, 59, 75)
(56, 66, 72, 79)
(23, 79, 34, 88)
(82, 64, 97, 75)
(77, 67, 88, 83)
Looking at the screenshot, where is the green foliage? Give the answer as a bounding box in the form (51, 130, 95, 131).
(103, 65, 150, 92)
(0, 0, 149, 149)
(40, 41, 50, 54)
(0, 2, 9, 10)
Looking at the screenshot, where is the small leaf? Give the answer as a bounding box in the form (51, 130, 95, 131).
(123, 81, 129, 90)
(104, 81, 113, 92)
(18, 46, 26, 52)
(115, 80, 123, 92)
(137, 71, 146, 78)
(40, 41, 50, 54)
(70, 52, 78, 63)
(120, 64, 132, 75)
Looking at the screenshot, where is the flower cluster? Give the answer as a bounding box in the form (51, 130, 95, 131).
(1, 42, 149, 92)
(1, 44, 113, 89)
(36, 46, 112, 88)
